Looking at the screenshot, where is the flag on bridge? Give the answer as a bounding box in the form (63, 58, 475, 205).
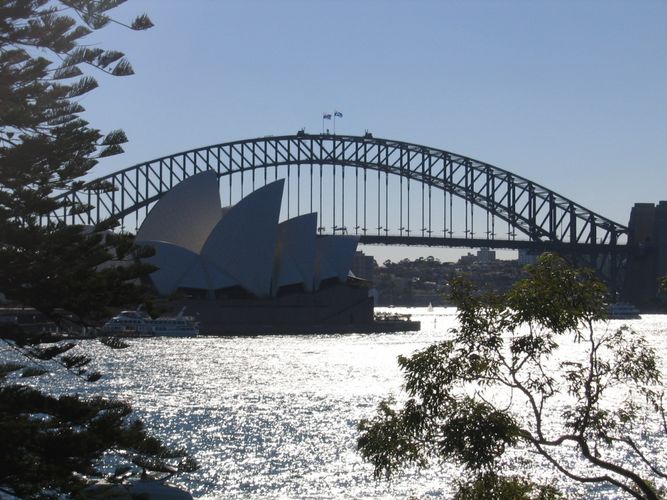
(334, 111, 343, 118)
(323, 113, 332, 120)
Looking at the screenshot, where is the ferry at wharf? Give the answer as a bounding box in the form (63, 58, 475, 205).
(102, 307, 199, 337)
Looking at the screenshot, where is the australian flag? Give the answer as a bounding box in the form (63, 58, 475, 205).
(323, 113, 332, 120)
(334, 111, 343, 118)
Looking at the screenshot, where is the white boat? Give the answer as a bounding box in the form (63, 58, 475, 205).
(150, 307, 199, 337)
(102, 307, 199, 337)
(608, 302, 641, 319)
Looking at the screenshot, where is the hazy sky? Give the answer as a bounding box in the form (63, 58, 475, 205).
(81, 0, 666, 262)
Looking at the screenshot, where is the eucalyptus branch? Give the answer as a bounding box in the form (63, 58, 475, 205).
(535, 434, 580, 447)
(577, 437, 659, 500)
(511, 369, 545, 440)
(611, 436, 667, 480)
(579, 320, 599, 436)
(512, 349, 532, 372)
(475, 389, 498, 410)
(531, 439, 643, 499)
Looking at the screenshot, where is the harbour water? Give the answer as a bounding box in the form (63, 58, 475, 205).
(4, 307, 667, 498)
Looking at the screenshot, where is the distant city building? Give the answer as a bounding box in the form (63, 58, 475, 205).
(477, 247, 496, 263)
(458, 247, 496, 265)
(458, 252, 477, 265)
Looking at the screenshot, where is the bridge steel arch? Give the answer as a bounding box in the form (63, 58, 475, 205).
(52, 133, 629, 284)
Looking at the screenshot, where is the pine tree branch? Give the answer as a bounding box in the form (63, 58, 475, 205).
(1, 337, 97, 383)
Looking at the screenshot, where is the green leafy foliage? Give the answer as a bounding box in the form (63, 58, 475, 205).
(359, 253, 666, 500)
(357, 398, 428, 479)
(454, 473, 563, 500)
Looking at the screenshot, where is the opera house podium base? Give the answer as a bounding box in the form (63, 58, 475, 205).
(168, 282, 420, 336)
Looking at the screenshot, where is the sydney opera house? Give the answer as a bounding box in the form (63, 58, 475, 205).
(136, 171, 374, 334)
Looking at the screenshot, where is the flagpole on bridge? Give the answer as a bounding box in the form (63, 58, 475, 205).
(323, 112, 332, 134)
(333, 110, 342, 135)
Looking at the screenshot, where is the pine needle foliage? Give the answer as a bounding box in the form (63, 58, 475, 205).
(0, 0, 156, 323)
(0, 384, 197, 498)
(0, 2, 197, 497)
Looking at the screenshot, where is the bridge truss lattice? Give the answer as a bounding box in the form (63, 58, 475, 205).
(53, 133, 627, 252)
(51, 133, 630, 289)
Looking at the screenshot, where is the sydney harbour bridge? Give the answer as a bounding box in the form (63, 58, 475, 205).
(51, 132, 665, 306)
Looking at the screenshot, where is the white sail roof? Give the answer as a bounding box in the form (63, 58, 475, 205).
(178, 256, 238, 291)
(315, 235, 360, 288)
(200, 180, 284, 298)
(138, 176, 360, 298)
(136, 170, 221, 254)
(139, 241, 200, 296)
(273, 213, 318, 293)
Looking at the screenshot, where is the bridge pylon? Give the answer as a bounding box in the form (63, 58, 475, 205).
(623, 201, 667, 309)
